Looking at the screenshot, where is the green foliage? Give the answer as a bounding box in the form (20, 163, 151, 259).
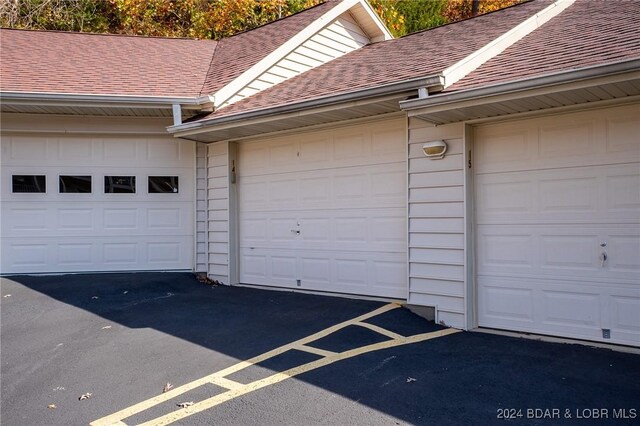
(1, 0, 113, 32)
(395, 0, 447, 35)
(0, 0, 524, 39)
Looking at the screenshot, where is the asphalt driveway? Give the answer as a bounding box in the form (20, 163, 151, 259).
(1, 273, 638, 426)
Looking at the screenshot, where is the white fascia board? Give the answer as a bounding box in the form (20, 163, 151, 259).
(400, 59, 640, 113)
(169, 75, 444, 136)
(351, 0, 393, 42)
(0, 91, 202, 109)
(210, 0, 385, 108)
(442, 0, 575, 88)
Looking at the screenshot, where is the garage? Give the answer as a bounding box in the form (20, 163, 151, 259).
(474, 105, 640, 346)
(237, 118, 407, 298)
(0, 128, 195, 274)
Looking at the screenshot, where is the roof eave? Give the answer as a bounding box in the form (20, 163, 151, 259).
(0, 91, 207, 109)
(169, 75, 444, 138)
(400, 58, 640, 123)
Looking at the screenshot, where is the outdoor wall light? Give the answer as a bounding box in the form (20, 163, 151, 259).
(422, 140, 447, 159)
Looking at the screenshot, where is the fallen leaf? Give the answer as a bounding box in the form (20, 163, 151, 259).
(163, 383, 174, 393)
(123, 291, 129, 294)
(47, 404, 57, 409)
(101, 325, 112, 330)
(176, 401, 194, 408)
(91, 296, 99, 300)
(3, 294, 11, 298)
(78, 393, 92, 401)
(406, 377, 417, 383)
(195, 275, 221, 286)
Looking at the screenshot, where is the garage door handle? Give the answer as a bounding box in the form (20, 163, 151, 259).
(600, 251, 607, 267)
(290, 229, 300, 235)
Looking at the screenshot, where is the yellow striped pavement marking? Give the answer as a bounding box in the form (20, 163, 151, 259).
(91, 303, 460, 426)
(295, 344, 338, 357)
(353, 321, 405, 340)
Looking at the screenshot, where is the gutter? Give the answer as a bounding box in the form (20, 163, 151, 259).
(168, 75, 445, 135)
(400, 58, 640, 112)
(1, 91, 216, 126)
(0, 92, 204, 107)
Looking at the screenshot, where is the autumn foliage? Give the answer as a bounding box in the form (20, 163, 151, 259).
(0, 0, 525, 39)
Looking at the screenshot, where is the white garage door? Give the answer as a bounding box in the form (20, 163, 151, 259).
(1, 134, 194, 274)
(475, 104, 640, 346)
(237, 119, 407, 298)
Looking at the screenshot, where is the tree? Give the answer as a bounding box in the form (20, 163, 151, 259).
(442, 0, 523, 22)
(0, 0, 527, 39)
(0, 0, 113, 32)
(395, 0, 447, 35)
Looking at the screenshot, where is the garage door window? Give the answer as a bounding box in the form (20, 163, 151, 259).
(59, 175, 91, 193)
(148, 176, 179, 193)
(12, 175, 46, 193)
(105, 176, 135, 193)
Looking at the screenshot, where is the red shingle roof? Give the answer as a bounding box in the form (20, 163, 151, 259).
(195, 0, 553, 120)
(450, 0, 640, 91)
(0, 29, 217, 97)
(0, 1, 340, 98)
(199, 1, 340, 96)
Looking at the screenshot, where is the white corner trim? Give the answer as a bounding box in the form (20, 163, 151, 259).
(442, 0, 576, 88)
(211, 0, 385, 108)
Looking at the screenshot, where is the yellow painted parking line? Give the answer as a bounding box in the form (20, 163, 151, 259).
(209, 376, 244, 391)
(91, 303, 460, 426)
(295, 344, 338, 357)
(137, 328, 460, 426)
(353, 321, 405, 340)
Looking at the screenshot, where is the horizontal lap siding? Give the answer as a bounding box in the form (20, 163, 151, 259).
(408, 118, 466, 328)
(207, 142, 230, 282)
(195, 143, 207, 272)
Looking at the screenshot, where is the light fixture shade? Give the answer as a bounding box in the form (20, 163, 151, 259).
(422, 140, 447, 159)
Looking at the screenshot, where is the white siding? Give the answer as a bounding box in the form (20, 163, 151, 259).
(207, 142, 233, 283)
(195, 142, 208, 272)
(221, 12, 369, 108)
(407, 118, 466, 328)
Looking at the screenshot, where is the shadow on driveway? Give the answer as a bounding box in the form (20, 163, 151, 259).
(1, 272, 638, 425)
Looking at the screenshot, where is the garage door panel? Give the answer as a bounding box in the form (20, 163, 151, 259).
(475, 105, 640, 175)
(475, 106, 639, 346)
(539, 120, 596, 160)
(238, 124, 405, 177)
(4, 135, 193, 168)
(606, 111, 640, 153)
(477, 230, 535, 271)
(1, 133, 194, 273)
(610, 294, 640, 336)
(239, 163, 404, 211)
(607, 235, 640, 272)
(476, 164, 638, 224)
(240, 249, 407, 298)
(540, 290, 601, 328)
(478, 225, 638, 282)
(241, 211, 405, 252)
(606, 171, 640, 213)
(2, 235, 192, 273)
(238, 119, 407, 299)
(479, 279, 535, 323)
(2, 168, 195, 203)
